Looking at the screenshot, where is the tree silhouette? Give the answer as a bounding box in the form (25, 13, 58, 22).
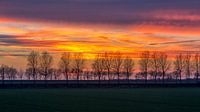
(113, 52, 123, 84)
(150, 52, 160, 82)
(139, 51, 150, 83)
(6, 66, 17, 80)
(59, 52, 71, 83)
(0, 65, 9, 84)
(27, 50, 39, 80)
(52, 68, 61, 80)
(194, 53, 200, 80)
(184, 53, 192, 79)
(73, 53, 85, 82)
(18, 69, 24, 80)
(92, 53, 104, 85)
(39, 51, 53, 81)
(123, 56, 134, 82)
(1, 50, 200, 87)
(103, 52, 113, 81)
(18, 69, 24, 84)
(174, 53, 184, 81)
(158, 52, 171, 83)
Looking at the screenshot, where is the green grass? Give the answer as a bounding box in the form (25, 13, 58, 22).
(0, 88, 200, 112)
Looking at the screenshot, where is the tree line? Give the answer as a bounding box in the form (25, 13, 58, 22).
(0, 51, 200, 83)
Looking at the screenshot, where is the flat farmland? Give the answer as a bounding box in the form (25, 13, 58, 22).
(0, 88, 200, 112)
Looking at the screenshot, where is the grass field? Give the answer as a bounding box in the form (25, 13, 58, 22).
(0, 88, 200, 112)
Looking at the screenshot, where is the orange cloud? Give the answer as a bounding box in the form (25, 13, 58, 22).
(1, 16, 200, 69)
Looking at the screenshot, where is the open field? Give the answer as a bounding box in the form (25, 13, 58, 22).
(0, 80, 200, 88)
(0, 88, 200, 112)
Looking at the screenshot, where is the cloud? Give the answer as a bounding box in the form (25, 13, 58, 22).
(0, 34, 22, 46)
(0, 0, 200, 26)
(0, 54, 27, 57)
(0, 34, 106, 48)
(0, 34, 16, 38)
(149, 40, 200, 45)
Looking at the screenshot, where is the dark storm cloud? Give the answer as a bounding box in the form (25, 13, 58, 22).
(0, 0, 200, 26)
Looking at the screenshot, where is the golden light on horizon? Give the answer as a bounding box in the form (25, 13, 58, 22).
(1, 0, 200, 69)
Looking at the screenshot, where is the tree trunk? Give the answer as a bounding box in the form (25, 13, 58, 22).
(154, 75, 157, 83)
(65, 72, 68, 87)
(2, 68, 4, 85)
(196, 72, 199, 81)
(77, 70, 80, 86)
(162, 71, 165, 84)
(145, 72, 148, 84)
(107, 69, 110, 85)
(98, 73, 101, 87)
(117, 70, 120, 86)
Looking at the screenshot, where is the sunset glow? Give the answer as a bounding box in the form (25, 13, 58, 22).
(0, 0, 200, 69)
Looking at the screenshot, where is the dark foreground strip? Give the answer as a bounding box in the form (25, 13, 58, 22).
(0, 80, 200, 88)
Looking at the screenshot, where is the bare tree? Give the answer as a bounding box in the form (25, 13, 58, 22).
(39, 51, 53, 81)
(48, 68, 61, 80)
(184, 53, 192, 79)
(158, 52, 171, 83)
(18, 69, 24, 84)
(194, 53, 200, 80)
(113, 52, 123, 84)
(25, 68, 32, 80)
(27, 51, 39, 80)
(103, 52, 113, 81)
(139, 51, 150, 83)
(18, 69, 24, 80)
(73, 53, 85, 82)
(59, 52, 71, 82)
(0, 65, 17, 80)
(150, 52, 160, 81)
(6, 66, 17, 80)
(0, 64, 9, 84)
(48, 68, 60, 80)
(92, 53, 104, 84)
(123, 56, 134, 82)
(174, 53, 184, 81)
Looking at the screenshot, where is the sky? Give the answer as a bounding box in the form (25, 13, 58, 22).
(0, 0, 200, 69)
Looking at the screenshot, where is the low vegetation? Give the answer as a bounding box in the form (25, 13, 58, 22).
(0, 88, 200, 112)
